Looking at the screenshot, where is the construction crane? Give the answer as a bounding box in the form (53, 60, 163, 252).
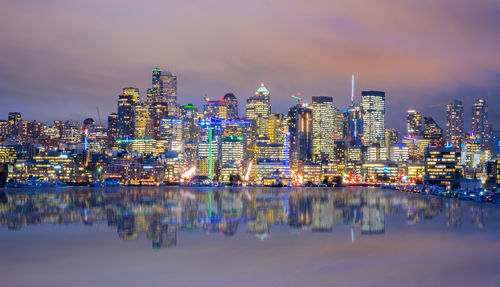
(291, 92, 302, 104)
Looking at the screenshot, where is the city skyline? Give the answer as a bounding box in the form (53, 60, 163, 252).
(1, 1, 499, 132)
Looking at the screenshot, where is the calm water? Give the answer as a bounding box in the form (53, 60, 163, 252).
(0, 186, 499, 287)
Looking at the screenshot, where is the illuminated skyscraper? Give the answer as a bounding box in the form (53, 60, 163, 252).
(107, 113, 118, 146)
(118, 87, 140, 138)
(223, 93, 239, 119)
(312, 96, 335, 161)
(345, 105, 364, 146)
(361, 91, 385, 146)
(423, 116, 443, 146)
(471, 99, 491, 150)
(288, 104, 313, 166)
(406, 110, 422, 136)
(151, 68, 177, 115)
(446, 100, 464, 147)
(133, 103, 153, 139)
(268, 113, 285, 144)
(246, 84, 271, 137)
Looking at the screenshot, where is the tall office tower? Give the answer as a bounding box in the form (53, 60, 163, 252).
(223, 93, 239, 119)
(133, 103, 153, 139)
(288, 104, 313, 166)
(472, 99, 491, 150)
(180, 104, 200, 143)
(311, 96, 336, 162)
(107, 113, 118, 146)
(345, 104, 364, 146)
(8, 112, 21, 137)
(150, 102, 169, 139)
(118, 87, 140, 138)
(406, 110, 423, 136)
(361, 91, 385, 146)
(153, 68, 177, 115)
(246, 84, 271, 137)
(446, 99, 464, 147)
(333, 107, 344, 140)
(423, 117, 443, 146)
(268, 113, 285, 144)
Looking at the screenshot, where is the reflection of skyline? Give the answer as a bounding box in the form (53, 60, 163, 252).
(0, 187, 493, 249)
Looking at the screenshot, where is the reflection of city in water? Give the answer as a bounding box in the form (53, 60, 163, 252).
(0, 187, 493, 249)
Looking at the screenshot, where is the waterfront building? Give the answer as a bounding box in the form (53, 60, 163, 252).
(361, 91, 385, 146)
(390, 143, 410, 162)
(361, 161, 398, 182)
(424, 146, 460, 186)
(300, 162, 323, 183)
(446, 100, 464, 147)
(367, 145, 387, 162)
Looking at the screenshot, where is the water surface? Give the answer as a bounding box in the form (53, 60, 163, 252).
(1, 186, 499, 287)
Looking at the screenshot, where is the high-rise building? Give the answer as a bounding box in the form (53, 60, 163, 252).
(406, 110, 422, 136)
(361, 91, 385, 146)
(107, 113, 118, 146)
(288, 104, 313, 166)
(472, 99, 491, 150)
(425, 146, 460, 186)
(446, 100, 464, 147)
(268, 113, 285, 144)
(151, 68, 177, 115)
(223, 93, 239, 119)
(246, 84, 271, 137)
(423, 116, 443, 146)
(133, 103, 153, 139)
(118, 87, 140, 139)
(345, 105, 364, 146)
(312, 96, 335, 162)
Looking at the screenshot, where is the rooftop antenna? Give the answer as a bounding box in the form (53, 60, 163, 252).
(351, 74, 354, 106)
